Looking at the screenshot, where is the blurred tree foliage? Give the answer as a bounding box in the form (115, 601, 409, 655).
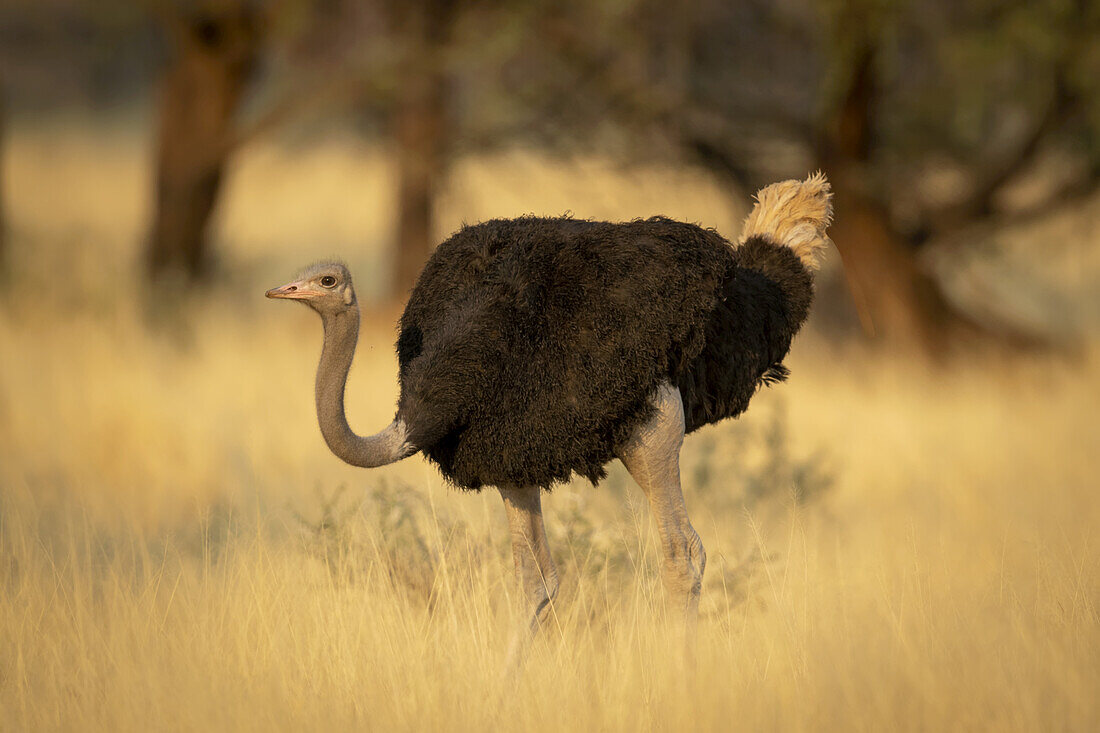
(1, 0, 1098, 347)
(152, 0, 565, 295)
(274, 0, 580, 298)
(529, 0, 1100, 349)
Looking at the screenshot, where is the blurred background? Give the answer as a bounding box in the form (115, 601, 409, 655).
(1, 1, 1098, 731)
(2, 0, 1099, 345)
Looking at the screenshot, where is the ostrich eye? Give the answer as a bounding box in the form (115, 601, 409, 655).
(320, 276, 337, 288)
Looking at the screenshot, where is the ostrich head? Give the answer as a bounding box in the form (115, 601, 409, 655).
(265, 261, 356, 313)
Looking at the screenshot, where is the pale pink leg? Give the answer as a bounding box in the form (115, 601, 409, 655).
(618, 383, 706, 635)
(498, 485, 559, 668)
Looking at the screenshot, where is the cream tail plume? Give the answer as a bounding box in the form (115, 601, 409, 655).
(739, 171, 834, 270)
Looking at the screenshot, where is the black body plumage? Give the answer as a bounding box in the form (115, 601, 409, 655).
(396, 216, 812, 491)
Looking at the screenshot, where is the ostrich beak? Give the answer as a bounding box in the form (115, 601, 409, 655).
(265, 280, 317, 300)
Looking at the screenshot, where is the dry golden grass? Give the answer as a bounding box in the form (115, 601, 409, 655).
(1, 115, 1098, 731)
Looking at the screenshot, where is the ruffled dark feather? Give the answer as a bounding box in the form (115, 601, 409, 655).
(396, 218, 812, 490)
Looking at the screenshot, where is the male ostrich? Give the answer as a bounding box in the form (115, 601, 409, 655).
(267, 173, 832, 652)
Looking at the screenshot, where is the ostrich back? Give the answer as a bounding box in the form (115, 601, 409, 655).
(395, 217, 811, 491)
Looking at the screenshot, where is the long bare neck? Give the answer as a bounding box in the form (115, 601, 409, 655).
(316, 307, 410, 468)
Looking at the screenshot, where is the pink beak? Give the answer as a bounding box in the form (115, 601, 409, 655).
(265, 280, 317, 300)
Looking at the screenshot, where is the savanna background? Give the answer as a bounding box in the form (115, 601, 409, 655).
(1, 1, 1099, 730)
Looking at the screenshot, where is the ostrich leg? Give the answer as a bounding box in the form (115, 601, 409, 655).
(618, 382, 706, 635)
(498, 485, 560, 667)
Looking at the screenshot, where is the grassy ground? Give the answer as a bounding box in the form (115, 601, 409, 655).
(1, 115, 1098, 731)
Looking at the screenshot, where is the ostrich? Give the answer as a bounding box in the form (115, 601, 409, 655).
(267, 173, 833, 654)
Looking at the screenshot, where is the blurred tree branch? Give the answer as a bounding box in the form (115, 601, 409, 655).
(535, 0, 1098, 352)
(921, 11, 1096, 241)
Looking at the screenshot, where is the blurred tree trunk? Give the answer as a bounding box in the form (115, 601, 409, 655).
(146, 3, 259, 282)
(390, 0, 454, 300)
(818, 45, 979, 352)
(392, 68, 446, 299)
(0, 79, 7, 273)
(824, 179, 978, 350)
